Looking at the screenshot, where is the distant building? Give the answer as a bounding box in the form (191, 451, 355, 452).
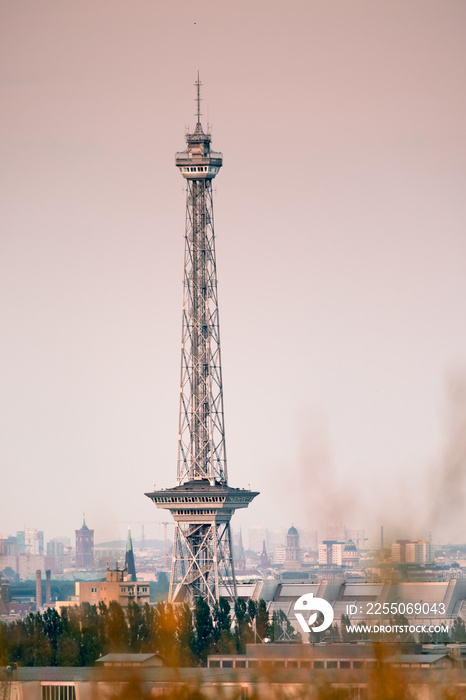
(16, 531, 25, 554)
(342, 539, 360, 568)
(16, 529, 44, 555)
(46, 539, 68, 574)
(392, 539, 432, 564)
(319, 540, 336, 565)
(285, 526, 301, 570)
(319, 540, 353, 567)
(0, 537, 17, 557)
(17, 554, 55, 580)
(75, 566, 150, 608)
(75, 517, 94, 569)
(273, 546, 286, 565)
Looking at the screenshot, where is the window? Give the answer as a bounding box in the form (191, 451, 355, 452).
(42, 686, 76, 700)
(222, 660, 233, 668)
(326, 661, 337, 669)
(340, 661, 351, 669)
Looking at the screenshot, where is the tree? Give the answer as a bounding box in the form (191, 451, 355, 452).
(212, 598, 235, 654)
(140, 602, 156, 652)
(0, 621, 8, 665)
(247, 599, 258, 623)
(106, 601, 129, 652)
(193, 597, 213, 665)
(176, 603, 196, 666)
(56, 635, 80, 667)
(127, 602, 145, 652)
(212, 598, 231, 639)
(80, 603, 105, 665)
(42, 608, 62, 665)
(256, 599, 270, 641)
(234, 597, 254, 652)
(155, 602, 179, 666)
(451, 616, 466, 643)
(56, 607, 81, 667)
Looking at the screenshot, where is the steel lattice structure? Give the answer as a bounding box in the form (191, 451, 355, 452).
(146, 77, 258, 607)
(178, 178, 226, 485)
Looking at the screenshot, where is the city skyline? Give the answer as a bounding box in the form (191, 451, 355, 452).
(1, 2, 466, 544)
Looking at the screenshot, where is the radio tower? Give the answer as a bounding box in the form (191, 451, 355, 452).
(146, 76, 258, 607)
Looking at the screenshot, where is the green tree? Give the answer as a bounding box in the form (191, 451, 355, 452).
(127, 602, 145, 652)
(176, 603, 196, 666)
(140, 602, 156, 652)
(256, 599, 270, 641)
(42, 608, 62, 666)
(234, 597, 254, 652)
(56, 607, 82, 667)
(155, 602, 179, 666)
(106, 601, 129, 652)
(80, 603, 105, 665)
(247, 599, 258, 623)
(56, 635, 80, 667)
(212, 598, 231, 639)
(0, 621, 8, 665)
(212, 598, 235, 654)
(451, 616, 466, 643)
(194, 597, 213, 665)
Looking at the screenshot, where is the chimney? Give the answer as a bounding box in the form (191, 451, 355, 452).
(45, 570, 51, 605)
(35, 570, 42, 609)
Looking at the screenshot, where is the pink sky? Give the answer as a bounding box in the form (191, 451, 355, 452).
(1, 1, 466, 546)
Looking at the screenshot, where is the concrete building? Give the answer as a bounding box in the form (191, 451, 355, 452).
(17, 555, 55, 580)
(75, 567, 150, 608)
(318, 540, 343, 566)
(0, 537, 18, 557)
(16, 530, 44, 556)
(273, 546, 286, 565)
(392, 539, 432, 564)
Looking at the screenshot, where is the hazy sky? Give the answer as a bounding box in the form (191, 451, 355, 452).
(1, 1, 466, 548)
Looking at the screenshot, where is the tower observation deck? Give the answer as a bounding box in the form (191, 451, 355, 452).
(145, 77, 258, 606)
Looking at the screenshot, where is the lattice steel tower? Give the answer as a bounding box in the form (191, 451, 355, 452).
(146, 77, 258, 607)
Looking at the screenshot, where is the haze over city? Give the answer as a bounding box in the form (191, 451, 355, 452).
(1, 1, 466, 546)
